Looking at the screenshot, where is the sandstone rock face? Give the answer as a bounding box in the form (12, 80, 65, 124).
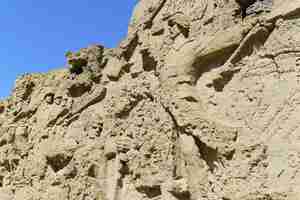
(1, 0, 300, 199)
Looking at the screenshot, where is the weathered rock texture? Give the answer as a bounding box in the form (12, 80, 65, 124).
(1, 0, 300, 199)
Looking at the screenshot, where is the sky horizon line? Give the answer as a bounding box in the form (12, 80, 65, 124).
(0, 1, 138, 99)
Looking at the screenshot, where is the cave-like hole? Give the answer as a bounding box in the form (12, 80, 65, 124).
(0, 176, 3, 187)
(0, 105, 4, 114)
(171, 191, 191, 200)
(141, 49, 157, 72)
(46, 154, 73, 172)
(67, 82, 92, 98)
(136, 185, 162, 198)
(88, 164, 98, 178)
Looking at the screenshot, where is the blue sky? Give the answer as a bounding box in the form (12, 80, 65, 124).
(0, 1, 138, 99)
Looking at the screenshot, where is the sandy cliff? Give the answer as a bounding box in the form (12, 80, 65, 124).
(1, 0, 300, 199)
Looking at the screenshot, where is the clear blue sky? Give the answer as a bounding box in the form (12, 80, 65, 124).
(0, 1, 138, 99)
